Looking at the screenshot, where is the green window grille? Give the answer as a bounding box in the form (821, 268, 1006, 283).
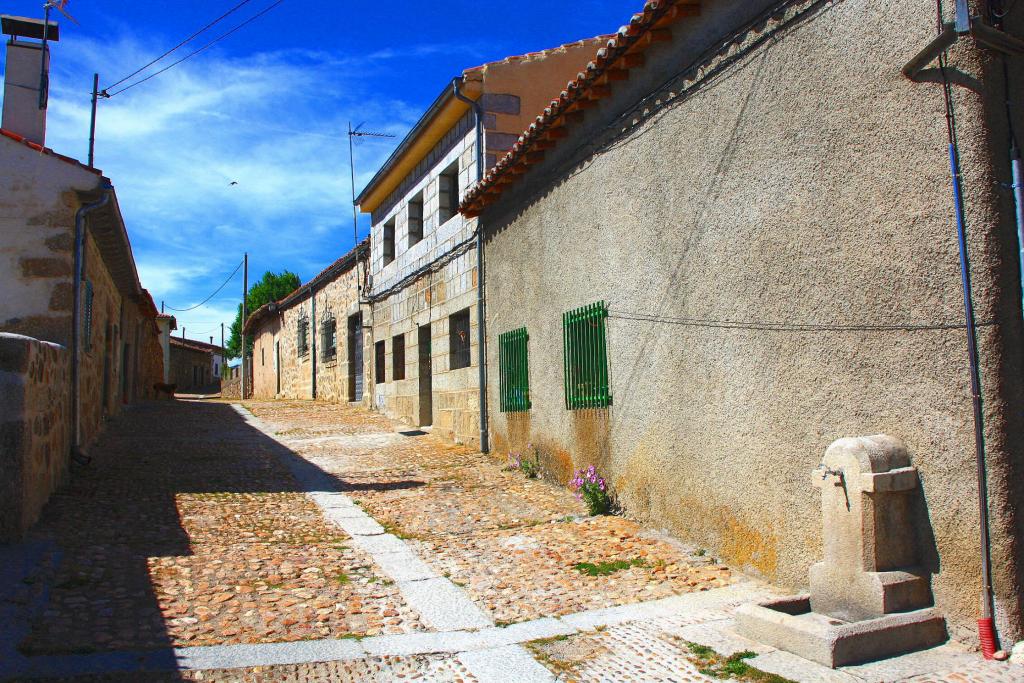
(297, 313, 309, 356)
(321, 314, 337, 361)
(498, 327, 530, 412)
(83, 280, 94, 351)
(562, 301, 611, 409)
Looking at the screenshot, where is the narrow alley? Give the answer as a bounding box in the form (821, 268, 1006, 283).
(0, 399, 1013, 682)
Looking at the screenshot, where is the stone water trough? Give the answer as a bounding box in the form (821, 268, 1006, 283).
(737, 435, 948, 668)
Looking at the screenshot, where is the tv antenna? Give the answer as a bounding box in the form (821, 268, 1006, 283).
(347, 122, 395, 285)
(36, 1, 77, 110)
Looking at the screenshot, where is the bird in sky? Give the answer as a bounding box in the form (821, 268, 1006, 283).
(229, 181, 238, 186)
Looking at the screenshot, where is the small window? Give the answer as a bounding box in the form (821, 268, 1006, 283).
(563, 301, 611, 409)
(261, 346, 265, 366)
(392, 333, 406, 380)
(438, 161, 459, 224)
(499, 328, 530, 412)
(297, 313, 309, 356)
(321, 314, 338, 361)
(374, 340, 386, 384)
(449, 308, 471, 370)
(408, 190, 424, 247)
(83, 280, 94, 351)
(382, 216, 395, 266)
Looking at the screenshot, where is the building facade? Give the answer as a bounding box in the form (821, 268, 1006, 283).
(356, 40, 606, 447)
(0, 14, 163, 540)
(168, 337, 224, 393)
(245, 242, 371, 403)
(463, 0, 1024, 647)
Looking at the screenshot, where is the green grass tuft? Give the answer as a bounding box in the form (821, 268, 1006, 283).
(573, 558, 646, 576)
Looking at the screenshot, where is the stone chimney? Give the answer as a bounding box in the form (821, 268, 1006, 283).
(2, 15, 60, 145)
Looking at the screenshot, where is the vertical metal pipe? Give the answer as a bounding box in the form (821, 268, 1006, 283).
(452, 77, 489, 452)
(88, 74, 99, 168)
(38, 4, 50, 110)
(310, 288, 317, 399)
(349, 122, 363, 296)
(948, 143, 995, 625)
(241, 252, 248, 400)
(1012, 150, 1024, 317)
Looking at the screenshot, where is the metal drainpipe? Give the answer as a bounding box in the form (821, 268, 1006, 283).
(71, 185, 112, 461)
(452, 76, 489, 453)
(1012, 146, 1024, 317)
(310, 287, 317, 399)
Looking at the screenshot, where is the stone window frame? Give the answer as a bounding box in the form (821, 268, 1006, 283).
(392, 332, 406, 381)
(297, 311, 310, 358)
(437, 159, 459, 226)
(407, 190, 424, 248)
(382, 216, 396, 266)
(374, 340, 386, 384)
(449, 307, 471, 370)
(321, 312, 338, 363)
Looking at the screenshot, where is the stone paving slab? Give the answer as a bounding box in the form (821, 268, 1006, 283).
(457, 644, 555, 683)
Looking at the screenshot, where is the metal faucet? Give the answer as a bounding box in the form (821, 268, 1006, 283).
(818, 465, 844, 481)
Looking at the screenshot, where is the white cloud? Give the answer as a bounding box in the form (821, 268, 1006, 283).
(39, 35, 442, 343)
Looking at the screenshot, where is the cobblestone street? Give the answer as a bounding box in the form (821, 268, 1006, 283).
(1, 399, 1020, 682)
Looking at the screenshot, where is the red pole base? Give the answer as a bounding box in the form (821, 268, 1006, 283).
(978, 617, 997, 659)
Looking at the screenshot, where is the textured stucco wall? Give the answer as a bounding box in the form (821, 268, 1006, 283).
(481, 0, 1024, 645)
(0, 333, 70, 541)
(0, 137, 101, 346)
(252, 317, 281, 399)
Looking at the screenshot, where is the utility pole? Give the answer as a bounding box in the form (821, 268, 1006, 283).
(241, 252, 248, 399)
(348, 123, 395, 294)
(221, 322, 225, 353)
(87, 74, 108, 167)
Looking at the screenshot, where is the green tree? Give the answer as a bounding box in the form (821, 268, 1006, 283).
(226, 270, 301, 359)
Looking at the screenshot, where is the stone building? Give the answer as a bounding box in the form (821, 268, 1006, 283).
(155, 313, 176, 383)
(355, 39, 607, 447)
(461, 0, 1024, 648)
(244, 241, 370, 403)
(0, 14, 163, 540)
(168, 336, 224, 393)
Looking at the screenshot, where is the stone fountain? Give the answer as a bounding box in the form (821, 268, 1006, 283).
(736, 435, 947, 667)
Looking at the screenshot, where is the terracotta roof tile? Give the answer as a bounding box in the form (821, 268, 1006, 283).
(0, 128, 104, 176)
(460, 0, 696, 216)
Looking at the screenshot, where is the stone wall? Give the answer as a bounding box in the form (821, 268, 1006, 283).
(78, 231, 124, 448)
(0, 333, 70, 542)
(369, 128, 481, 446)
(480, 0, 1024, 644)
(221, 373, 240, 400)
(250, 263, 371, 405)
(371, 248, 480, 446)
(169, 342, 216, 393)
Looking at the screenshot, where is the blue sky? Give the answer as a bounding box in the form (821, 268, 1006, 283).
(4, 0, 633, 345)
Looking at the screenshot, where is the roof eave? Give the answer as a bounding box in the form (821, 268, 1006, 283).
(355, 77, 482, 214)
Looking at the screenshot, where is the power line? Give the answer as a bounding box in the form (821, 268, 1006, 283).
(165, 259, 244, 312)
(103, 0, 256, 92)
(107, 0, 287, 97)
